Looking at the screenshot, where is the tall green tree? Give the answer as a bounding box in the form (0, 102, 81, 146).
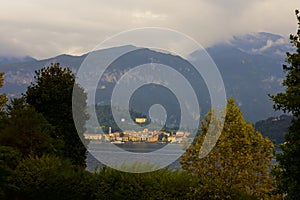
(269, 10, 300, 199)
(25, 63, 89, 166)
(0, 72, 7, 110)
(0, 98, 53, 157)
(0, 72, 7, 124)
(13, 154, 96, 200)
(0, 146, 21, 199)
(180, 99, 277, 199)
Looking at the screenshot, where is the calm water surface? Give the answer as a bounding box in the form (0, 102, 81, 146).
(86, 142, 183, 172)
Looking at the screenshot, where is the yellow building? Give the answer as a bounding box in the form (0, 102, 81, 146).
(168, 136, 176, 143)
(84, 133, 102, 140)
(128, 135, 141, 142)
(135, 118, 147, 123)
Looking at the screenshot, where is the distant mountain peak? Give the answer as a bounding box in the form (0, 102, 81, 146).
(229, 32, 292, 57)
(0, 32, 290, 123)
(0, 55, 36, 65)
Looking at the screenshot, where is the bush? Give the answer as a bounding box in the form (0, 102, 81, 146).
(0, 146, 21, 199)
(188, 177, 258, 200)
(93, 166, 196, 200)
(7, 156, 259, 199)
(12, 155, 96, 200)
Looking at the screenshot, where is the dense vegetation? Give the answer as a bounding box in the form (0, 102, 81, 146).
(269, 10, 300, 199)
(0, 65, 278, 199)
(181, 99, 279, 199)
(25, 63, 89, 166)
(92, 105, 150, 133)
(1, 9, 299, 199)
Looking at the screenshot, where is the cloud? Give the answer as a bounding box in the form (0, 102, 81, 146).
(252, 38, 286, 52)
(0, 0, 298, 59)
(131, 11, 167, 23)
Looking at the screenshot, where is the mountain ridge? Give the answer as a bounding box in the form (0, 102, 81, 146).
(0, 32, 288, 122)
(0, 55, 37, 65)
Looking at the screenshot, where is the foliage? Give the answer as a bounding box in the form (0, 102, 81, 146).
(94, 105, 150, 133)
(0, 50, 289, 198)
(0, 72, 7, 125)
(187, 177, 258, 200)
(273, 120, 300, 199)
(269, 10, 300, 199)
(2, 154, 259, 200)
(0, 98, 53, 157)
(93, 166, 196, 200)
(1, 157, 260, 200)
(269, 10, 300, 118)
(25, 63, 89, 166)
(0, 72, 7, 111)
(92, 165, 257, 200)
(180, 99, 276, 199)
(13, 155, 96, 200)
(0, 146, 21, 199)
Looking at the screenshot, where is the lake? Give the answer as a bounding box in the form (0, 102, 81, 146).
(86, 142, 183, 172)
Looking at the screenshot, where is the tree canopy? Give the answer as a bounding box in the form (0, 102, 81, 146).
(0, 72, 6, 111)
(25, 63, 89, 166)
(269, 10, 300, 118)
(0, 98, 53, 158)
(269, 10, 300, 199)
(180, 99, 276, 199)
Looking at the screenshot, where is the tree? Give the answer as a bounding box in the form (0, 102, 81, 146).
(94, 166, 198, 200)
(180, 99, 276, 199)
(0, 72, 7, 110)
(0, 98, 53, 157)
(0, 146, 21, 199)
(25, 63, 89, 166)
(13, 155, 96, 200)
(0, 72, 7, 124)
(269, 10, 300, 199)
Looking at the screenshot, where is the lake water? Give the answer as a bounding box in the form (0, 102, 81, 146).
(86, 142, 183, 172)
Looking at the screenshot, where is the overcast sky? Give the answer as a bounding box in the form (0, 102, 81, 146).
(0, 0, 299, 59)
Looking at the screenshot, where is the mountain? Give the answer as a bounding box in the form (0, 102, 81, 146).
(0, 56, 37, 65)
(204, 40, 286, 122)
(255, 114, 293, 144)
(229, 32, 294, 58)
(0, 33, 289, 122)
(0, 54, 85, 98)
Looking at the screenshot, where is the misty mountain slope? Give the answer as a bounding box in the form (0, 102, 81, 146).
(0, 54, 86, 97)
(203, 43, 285, 121)
(0, 32, 288, 122)
(0, 56, 37, 65)
(230, 32, 294, 58)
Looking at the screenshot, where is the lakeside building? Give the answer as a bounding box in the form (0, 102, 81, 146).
(84, 129, 191, 143)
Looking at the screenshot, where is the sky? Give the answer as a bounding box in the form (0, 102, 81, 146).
(0, 0, 299, 59)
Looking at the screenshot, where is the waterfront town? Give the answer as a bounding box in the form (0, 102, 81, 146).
(84, 118, 191, 143)
(84, 128, 191, 143)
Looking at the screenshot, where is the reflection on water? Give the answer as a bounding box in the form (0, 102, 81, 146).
(113, 142, 168, 153)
